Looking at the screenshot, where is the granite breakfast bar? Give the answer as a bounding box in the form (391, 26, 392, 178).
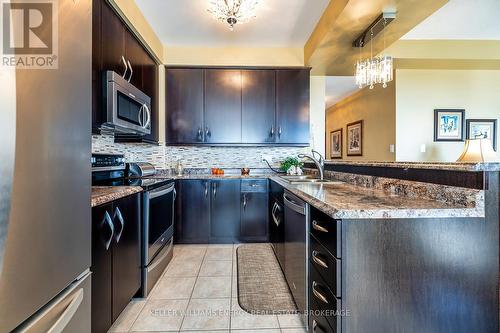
(297, 161, 499, 333)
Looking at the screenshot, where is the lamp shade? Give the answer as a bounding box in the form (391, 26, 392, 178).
(456, 139, 499, 162)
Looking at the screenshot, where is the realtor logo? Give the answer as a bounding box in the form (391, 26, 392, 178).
(1, 0, 58, 68)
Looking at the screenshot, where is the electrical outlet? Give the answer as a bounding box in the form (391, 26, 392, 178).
(420, 144, 427, 153)
(389, 144, 395, 153)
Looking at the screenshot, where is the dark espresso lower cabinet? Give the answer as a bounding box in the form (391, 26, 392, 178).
(240, 179, 269, 242)
(210, 179, 241, 243)
(307, 204, 499, 333)
(174, 180, 210, 243)
(91, 193, 141, 333)
(175, 179, 269, 244)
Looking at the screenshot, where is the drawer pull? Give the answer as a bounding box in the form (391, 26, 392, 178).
(312, 250, 328, 269)
(312, 281, 329, 304)
(312, 220, 328, 233)
(312, 320, 319, 333)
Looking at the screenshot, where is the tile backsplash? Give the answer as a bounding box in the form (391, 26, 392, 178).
(92, 134, 309, 169)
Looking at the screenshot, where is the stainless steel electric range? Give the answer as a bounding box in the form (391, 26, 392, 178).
(92, 154, 174, 297)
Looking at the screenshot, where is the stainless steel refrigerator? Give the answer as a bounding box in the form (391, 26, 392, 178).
(0, 0, 92, 331)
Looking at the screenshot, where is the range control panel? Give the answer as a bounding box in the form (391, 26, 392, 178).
(91, 153, 126, 171)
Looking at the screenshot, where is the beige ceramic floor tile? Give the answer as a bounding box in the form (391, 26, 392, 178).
(175, 246, 207, 261)
(150, 277, 197, 300)
(231, 274, 238, 298)
(180, 298, 231, 331)
(277, 314, 306, 328)
(280, 328, 308, 333)
(192, 276, 232, 299)
(164, 257, 203, 277)
(199, 260, 233, 276)
(205, 248, 233, 261)
(230, 299, 280, 330)
(231, 329, 281, 333)
(108, 300, 146, 332)
(131, 299, 188, 332)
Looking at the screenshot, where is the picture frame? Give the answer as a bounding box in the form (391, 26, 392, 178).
(434, 109, 465, 142)
(330, 129, 343, 159)
(466, 119, 497, 151)
(347, 120, 363, 156)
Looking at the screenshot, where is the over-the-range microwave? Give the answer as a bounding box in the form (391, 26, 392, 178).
(102, 70, 151, 135)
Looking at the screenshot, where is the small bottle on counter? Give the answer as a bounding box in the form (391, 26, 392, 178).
(175, 159, 184, 176)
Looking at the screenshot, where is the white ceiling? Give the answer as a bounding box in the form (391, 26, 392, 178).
(325, 76, 358, 108)
(402, 0, 500, 40)
(135, 0, 330, 47)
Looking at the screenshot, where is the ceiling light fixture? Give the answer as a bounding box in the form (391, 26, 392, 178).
(354, 12, 396, 89)
(207, 0, 259, 31)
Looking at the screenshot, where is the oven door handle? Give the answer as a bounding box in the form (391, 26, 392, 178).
(149, 184, 175, 199)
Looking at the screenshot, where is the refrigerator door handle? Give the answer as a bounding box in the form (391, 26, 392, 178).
(46, 288, 84, 333)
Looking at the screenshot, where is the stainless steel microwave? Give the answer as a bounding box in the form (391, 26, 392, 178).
(103, 70, 151, 135)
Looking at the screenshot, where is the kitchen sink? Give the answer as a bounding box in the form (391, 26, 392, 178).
(279, 175, 343, 185)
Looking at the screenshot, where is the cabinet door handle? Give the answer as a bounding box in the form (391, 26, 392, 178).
(278, 126, 282, 138)
(312, 220, 328, 233)
(204, 182, 208, 198)
(197, 127, 203, 141)
(113, 207, 124, 243)
(243, 194, 247, 210)
(173, 188, 177, 201)
(205, 127, 210, 140)
(120, 55, 128, 78)
(312, 250, 328, 269)
(103, 211, 114, 250)
(126, 59, 133, 82)
(213, 182, 217, 197)
(312, 281, 329, 304)
(270, 126, 275, 137)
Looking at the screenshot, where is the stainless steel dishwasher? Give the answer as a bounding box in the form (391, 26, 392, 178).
(283, 190, 309, 325)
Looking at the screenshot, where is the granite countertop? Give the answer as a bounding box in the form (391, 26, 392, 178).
(322, 160, 500, 172)
(91, 186, 143, 207)
(270, 176, 484, 219)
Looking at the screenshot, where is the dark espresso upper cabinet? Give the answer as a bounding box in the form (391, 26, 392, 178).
(241, 70, 276, 144)
(166, 69, 204, 144)
(165, 66, 310, 146)
(204, 69, 242, 144)
(276, 69, 310, 144)
(92, 0, 159, 143)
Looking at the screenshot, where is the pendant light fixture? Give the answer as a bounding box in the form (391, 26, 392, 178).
(353, 12, 395, 89)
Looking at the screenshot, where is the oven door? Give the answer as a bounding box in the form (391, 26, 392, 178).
(144, 183, 175, 264)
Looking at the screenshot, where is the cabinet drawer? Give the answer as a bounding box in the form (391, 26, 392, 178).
(310, 209, 341, 258)
(241, 179, 268, 193)
(310, 265, 341, 332)
(310, 234, 341, 298)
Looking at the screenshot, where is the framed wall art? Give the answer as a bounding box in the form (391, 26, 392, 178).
(466, 119, 497, 151)
(347, 120, 363, 156)
(330, 129, 342, 159)
(434, 109, 465, 142)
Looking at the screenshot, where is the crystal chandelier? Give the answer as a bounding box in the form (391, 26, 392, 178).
(208, 0, 259, 31)
(355, 17, 394, 89)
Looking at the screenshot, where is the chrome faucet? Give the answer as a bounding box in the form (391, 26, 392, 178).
(298, 149, 325, 180)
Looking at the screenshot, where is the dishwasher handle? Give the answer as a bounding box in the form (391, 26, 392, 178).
(283, 192, 306, 215)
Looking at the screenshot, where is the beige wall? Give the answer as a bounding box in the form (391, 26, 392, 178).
(396, 69, 500, 162)
(163, 47, 304, 66)
(310, 76, 326, 156)
(325, 81, 396, 161)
